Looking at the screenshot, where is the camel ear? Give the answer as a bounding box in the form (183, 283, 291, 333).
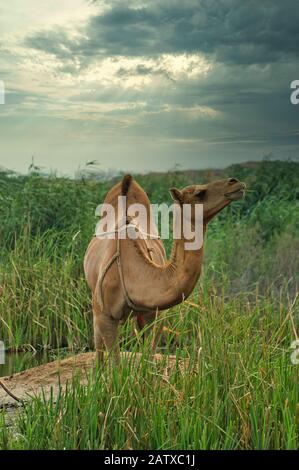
(170, 187, 183, 203)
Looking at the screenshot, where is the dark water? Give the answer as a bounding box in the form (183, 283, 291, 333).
(0, 351, 69, 378)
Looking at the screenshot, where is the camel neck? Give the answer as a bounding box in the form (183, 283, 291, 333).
(121, 225, 206, 311)
(165, 227, 205, 299)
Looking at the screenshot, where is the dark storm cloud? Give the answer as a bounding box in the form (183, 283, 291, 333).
(14, 0, 299, 166)
(90, 0, 299, 63)
(25, 27, 74, 59)
(25, 0, 299, 66)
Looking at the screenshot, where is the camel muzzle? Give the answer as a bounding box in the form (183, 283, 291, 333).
(225, 182, 246, 200)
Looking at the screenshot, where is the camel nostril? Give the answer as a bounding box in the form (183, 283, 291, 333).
(228, 178, 238, 184)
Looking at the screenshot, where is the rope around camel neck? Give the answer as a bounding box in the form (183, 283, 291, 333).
(95, 222, 159, 312)
(95, 222, 160, 240)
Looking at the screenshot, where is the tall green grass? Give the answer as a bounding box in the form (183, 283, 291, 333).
(0, 160, 298, 449)
(1, 292, 298, 449)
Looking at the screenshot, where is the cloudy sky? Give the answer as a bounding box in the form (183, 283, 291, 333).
(0, 0, 298, 175)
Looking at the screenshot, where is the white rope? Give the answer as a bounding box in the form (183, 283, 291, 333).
(95, 221, 159, 312)
(95, 222, 160, 240)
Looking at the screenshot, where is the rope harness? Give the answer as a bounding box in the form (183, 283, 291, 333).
(95, 222, 160, 312)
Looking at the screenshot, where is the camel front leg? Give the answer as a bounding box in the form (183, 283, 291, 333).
(93, 296, 120, 364)
(93, 295, 104, 363)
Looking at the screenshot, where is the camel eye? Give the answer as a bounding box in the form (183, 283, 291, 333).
(194, 189, 206, 201)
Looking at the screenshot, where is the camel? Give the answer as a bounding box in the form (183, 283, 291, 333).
(84, 174, 246, 362)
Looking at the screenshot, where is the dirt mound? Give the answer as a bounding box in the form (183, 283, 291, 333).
(0, 352, 191, 408)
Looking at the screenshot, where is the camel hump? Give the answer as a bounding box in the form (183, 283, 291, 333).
(121, 174, 133, 196)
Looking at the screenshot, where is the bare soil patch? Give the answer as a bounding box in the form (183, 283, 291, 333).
(0, 351, 191, 409)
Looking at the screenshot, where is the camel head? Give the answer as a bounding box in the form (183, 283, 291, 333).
(170, 177, 246, 224)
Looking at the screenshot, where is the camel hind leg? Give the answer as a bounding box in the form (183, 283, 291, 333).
(136, 311, 163, 352)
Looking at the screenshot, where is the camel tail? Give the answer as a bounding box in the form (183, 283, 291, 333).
(121, 174, 133, 196)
